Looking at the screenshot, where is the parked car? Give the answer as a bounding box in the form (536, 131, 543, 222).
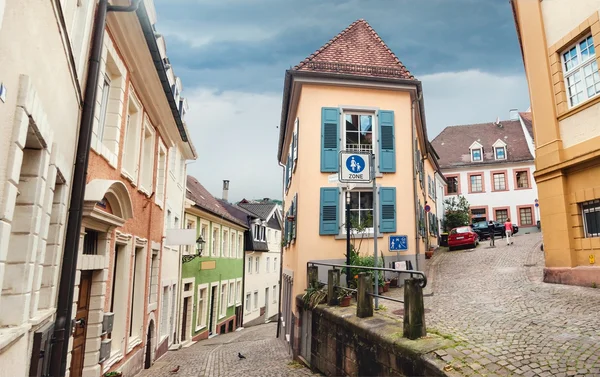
(448, 226, 479, 251)
(470, 221, 519, 240)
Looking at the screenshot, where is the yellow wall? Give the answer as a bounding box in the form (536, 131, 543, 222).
(281, 83, 438, 301)
(513, 0, 600, 283)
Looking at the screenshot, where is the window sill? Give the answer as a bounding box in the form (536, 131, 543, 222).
(138, 186, 152, 197)
(335, 232, 383, 240)
(558, 93, 600, 120)
(195, 325, 207, 333)
(103, 351, 123, 370)
(0, 324, 30, 353)
(29, 308, 56, 326)
(468, 191, 486, 194)
(148, 302, 157, 313)
(127, 337, 142, 353)
(121, 169, 137, 186)
(218, 314, 226, 320)
(514, 187, 532, 190)
(491, 189, 509, 192)
(228, 303, 235, 307)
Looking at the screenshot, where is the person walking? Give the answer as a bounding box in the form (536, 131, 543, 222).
(504, 218, 514, 245)
(488, 220, 496, 247)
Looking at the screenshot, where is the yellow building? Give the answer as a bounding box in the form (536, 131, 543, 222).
(511, 0, 600, 286)
(276, 19, 443, 351)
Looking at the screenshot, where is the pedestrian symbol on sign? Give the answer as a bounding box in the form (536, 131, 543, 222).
(346, 155, 365, 174)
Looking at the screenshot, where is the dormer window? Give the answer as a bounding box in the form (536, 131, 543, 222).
(469, 141, 484, 162)
(492, 139, 507, 161)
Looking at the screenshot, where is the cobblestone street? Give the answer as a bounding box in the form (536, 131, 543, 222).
(138, 322, 317, 377)
(384, 233, 600, 377)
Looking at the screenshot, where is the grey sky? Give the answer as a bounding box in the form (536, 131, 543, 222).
(154, 0, 531, 202)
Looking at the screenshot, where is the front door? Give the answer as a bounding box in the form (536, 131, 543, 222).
(264, 287, 269, 320)
(209, 286, 217, 335)
(181, 298, 188, 341)
(70, 271, 92, 377)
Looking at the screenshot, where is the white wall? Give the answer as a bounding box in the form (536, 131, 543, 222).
(442, 162, 540, 228)
(435, 175, 446, 234)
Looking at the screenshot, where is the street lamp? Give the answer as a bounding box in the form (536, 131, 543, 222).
(182, 235, 206, 263)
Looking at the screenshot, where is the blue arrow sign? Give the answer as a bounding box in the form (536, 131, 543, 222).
(389, 235, 408, 251)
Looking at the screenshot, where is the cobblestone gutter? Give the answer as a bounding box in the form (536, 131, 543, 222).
(305, 303, 460, 377)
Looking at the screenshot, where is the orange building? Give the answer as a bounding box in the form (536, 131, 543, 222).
(511, 0, 600, 286)
(276, 20, 443, 356)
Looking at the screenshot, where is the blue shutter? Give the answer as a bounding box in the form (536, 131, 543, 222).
(292, 194, 297, 240)
(379, 187, 396, 233)
(319, 187, 339, 235)
(378, 110, 396, 173)
(321, 107, 339, 172)
(284, 159, 289, 190)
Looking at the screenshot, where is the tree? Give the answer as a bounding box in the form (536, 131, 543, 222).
(443, 195, 471, 231)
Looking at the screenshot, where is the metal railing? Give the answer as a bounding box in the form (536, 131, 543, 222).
(307, 261, 427, 288)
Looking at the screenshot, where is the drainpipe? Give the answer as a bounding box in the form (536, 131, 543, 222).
(50, 1, 142, 376)
(411, 96, 420, 272)
(276, 161, 285, 338)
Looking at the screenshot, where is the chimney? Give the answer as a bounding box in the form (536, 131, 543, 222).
(222, 180, 230, 202)
(509, 108, 519, 120)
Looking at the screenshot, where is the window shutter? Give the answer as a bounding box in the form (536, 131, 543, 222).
(292, 194, 297, 240)
(379, 187, 396, 233)
(283, 212, 288, 247)
(378, 110, 396, 173)
(321, 107, 340, 172)
(293, 118, 299, 171)
(319, 187, 339, 235)
(285, 160, 289, 191)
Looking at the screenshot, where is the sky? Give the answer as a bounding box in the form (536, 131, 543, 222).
(154, 0, 531, 202)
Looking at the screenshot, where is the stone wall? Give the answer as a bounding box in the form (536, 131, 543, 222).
(299, 299, 454, 377)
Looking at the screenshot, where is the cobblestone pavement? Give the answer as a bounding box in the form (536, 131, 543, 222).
(137, 322, 318, 377)
(383, 233, 600, 377)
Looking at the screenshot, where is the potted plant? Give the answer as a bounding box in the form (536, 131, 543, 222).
(104, 372, 123, 377)
(425, 246, 434, 259)
(337, 289, 352, 307)
(390, 277, 398, 287)
(383, 279, 391, 292)
(302, 286, 327, 309)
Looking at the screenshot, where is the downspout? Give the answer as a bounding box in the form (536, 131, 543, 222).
(422, 153, 429, 254)
(50, 1, 142, 376)
(411, 97, 420, 272)
(276, 161, 286, 338)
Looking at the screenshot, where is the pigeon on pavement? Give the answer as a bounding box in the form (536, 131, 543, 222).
(170, 365, 180, 373)
(238, 352, 246, 360)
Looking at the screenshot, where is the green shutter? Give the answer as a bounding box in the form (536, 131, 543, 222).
(321, 108, 340, 172)
(379, 187, 396, 233)
(319, 187, 339, 235)
(378, 110, 396, 173)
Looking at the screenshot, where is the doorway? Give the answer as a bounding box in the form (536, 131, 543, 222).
(144, 321, 154, 369)
(209, 285, 217, 335)
(69, 271, 93, 377)
(181, 297, 189, 341)
(264, 287, 269, 320)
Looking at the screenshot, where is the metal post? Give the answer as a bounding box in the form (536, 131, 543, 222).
(346, 191, 351, 287)
(372, 153, 379, 309)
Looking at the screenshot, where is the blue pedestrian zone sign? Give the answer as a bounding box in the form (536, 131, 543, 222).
(389, 235, 408, 251)
(339, 151, 372, 183)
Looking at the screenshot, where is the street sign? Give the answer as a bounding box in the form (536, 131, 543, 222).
(389, 235, 408, 251)
(328, 174, 338, 183)
(424, 205, 431, 213)
(535, 203, 539, 208)
(339, 151, 372, 183)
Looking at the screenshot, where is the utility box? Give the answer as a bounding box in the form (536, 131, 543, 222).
(440, 233, 449, 247)
(102, 312, 115, 335)
(99, 339, 112, 363)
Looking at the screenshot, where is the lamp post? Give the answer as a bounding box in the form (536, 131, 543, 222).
(182, 235, 206, 263)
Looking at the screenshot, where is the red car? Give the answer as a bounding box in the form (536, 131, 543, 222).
(448, 226, 479, 251)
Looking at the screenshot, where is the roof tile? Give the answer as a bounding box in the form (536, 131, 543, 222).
(186, 176, 248, 228)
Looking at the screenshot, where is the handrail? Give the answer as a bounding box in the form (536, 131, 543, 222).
(307, 261, 427, 288)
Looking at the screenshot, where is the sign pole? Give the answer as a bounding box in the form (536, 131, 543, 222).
(372, 153, 379, 309)
(346, 191, 351, 287)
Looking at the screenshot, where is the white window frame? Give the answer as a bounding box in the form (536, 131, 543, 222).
(341, 110, 377, 154)
(245, 293, 251, 313)
(195, 283, 209, 331)
(582, 199, 600, 238)
(273, 285, 277, 303)
(471, 148, 482, 162)
(561, 35, 600, 108)
(139, 119, 156, 195)
(155, 141, 167, 207)
(212, 225, 220, 257)
(97, 73, 111, 144)
(274, 257, 277, 272)
(341, 188, 375, 234)
(247, 257, 253, 274)
(219, 282, 227, 319)
(228, 279, 235, 307)
(238, 234, 243, 258)
(222, 229, 229, 258)
(122, 87, 142, 184)
(230, 232, 235, 258)
(169, 147, 177, 177)
(255, 256, 259, 274)
(253, 290, 259, 312)
(235, 278, 242, 306)
(266, 257, 270, 272)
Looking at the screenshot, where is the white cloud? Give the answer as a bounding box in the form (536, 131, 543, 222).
(421, 70, 531, 138)
(159, 22, 277, 48)
(184, 70, 530, 202)
(184, 88, 283, 202)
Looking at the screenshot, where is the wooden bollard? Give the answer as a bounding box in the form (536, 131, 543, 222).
(356, 273, 373, 318)
(403, 278, 427, 339)
(307, 265, 319, 289)
(327, 269, 340, 306)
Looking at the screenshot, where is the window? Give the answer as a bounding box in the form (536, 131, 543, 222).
(179, 157, 186, 184)
(495, 209, 508, 223)
(582, 199, 600, 237)
(562, 35, 600, 107)
(166, 210, 172, 230)
(174, 216, 180, 230)
(253, 291, 258, 311)
(169, 148, 177, 174)
(230, 233, 235, 257)
(266, 257, 270, 272)
(245, 293, 251, 312)
(471, 148, 482, 162)
(519, 207, 534, 226)
(469, 174, 483, 193)
(471, 208, 487, 222)
(228, 281, 235, 306)
(273, 285, 277, 303)
(238, 234, 243, 257)
(447, 176, 459, 195)
(122, 92, 142, 180)
(149, 252, 159, 305)
(220, 283, 227, 318)
(196, 286, 207, 329)
(495, 146, 506, 160)
(344, 113, 374, 152)
(274, 257, 277, 272)
(156, 145, 167, 205)
(253, 224, 260, 240)
(212, 228, 219, 256)
(130, 246, 145, 339)
(515, 171, 530, 189)
(83, 229, 99, 255)
(160, 286, 170, 338)
(346, 190, 374, 229)
(247, 257, 253, 273)
(139, 123, 155, 192)
(255, 257, 259, 273)
(236, 280, 242, 304)
(267, 229, 271, 241)
(223, 230, 229, 257)
(493, 173, 506, 191)
(97, 74, 111, 143)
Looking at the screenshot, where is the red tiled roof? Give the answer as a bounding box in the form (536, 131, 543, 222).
(431, 120, 534, 169)
(186, 176, 247, 228)
(519, 112, 534, 140)
(294, 19, 415, 80)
